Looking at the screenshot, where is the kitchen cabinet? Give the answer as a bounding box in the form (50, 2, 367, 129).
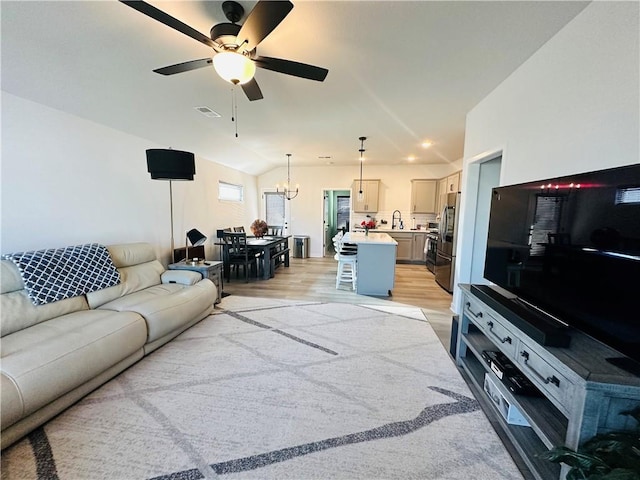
(392, 233, 413, 261)
(411, 232, 427, 262)
(385, 231, 426, 263)
(437, 171, 461, 215)
(352, 179, 380, 213)
(410, 179, 437, 213)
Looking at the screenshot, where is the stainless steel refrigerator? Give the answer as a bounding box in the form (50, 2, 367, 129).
(435, 192, 460, 292)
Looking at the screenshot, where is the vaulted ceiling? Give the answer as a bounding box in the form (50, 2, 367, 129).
(1, 1, 589, 175)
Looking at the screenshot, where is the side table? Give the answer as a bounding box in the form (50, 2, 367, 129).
(168, 260, 223, 304)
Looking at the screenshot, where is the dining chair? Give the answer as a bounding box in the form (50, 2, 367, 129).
(223, 232, 259, 282)
(267, 225, 283, 236)
(233, 226, 245, 233)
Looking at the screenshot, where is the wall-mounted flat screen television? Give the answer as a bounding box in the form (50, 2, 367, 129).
(484, 164, 640, 367)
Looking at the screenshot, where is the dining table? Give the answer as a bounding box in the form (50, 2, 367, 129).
(221, 235, 291, 281)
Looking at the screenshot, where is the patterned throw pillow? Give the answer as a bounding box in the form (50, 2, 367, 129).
(3, 243, 121, 305)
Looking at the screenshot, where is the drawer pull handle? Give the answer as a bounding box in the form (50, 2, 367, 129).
(520, 351, 560, 387)
(465, 302, 483, 318)
(487, 321, 512, 344)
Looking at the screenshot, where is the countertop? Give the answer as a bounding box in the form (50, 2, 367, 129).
(343, 232, 398, 245)
(353, 228, 433, 235)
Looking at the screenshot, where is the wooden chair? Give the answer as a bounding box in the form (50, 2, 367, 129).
(223, 232, 259, 282)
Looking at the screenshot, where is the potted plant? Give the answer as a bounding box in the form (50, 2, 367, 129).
(360, 219, 376, 235)
(539, 407, 640, 479)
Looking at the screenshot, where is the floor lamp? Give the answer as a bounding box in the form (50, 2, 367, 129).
(146, 149, 196, 260)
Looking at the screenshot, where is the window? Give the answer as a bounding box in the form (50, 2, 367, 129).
(265, 192, 285, 227)
(218, 181, 243, 202)
(616, 186, 640, 205)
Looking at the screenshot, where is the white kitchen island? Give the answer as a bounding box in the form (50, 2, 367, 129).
(343, 232, 398, 296)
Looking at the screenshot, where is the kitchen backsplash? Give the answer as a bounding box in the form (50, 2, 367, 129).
(354, 211, 438, 230)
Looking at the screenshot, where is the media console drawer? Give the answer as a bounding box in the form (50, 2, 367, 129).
(516, 342, 572, 409)
(464, 298, 517, 358)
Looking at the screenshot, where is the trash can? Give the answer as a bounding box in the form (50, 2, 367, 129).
(293, 235, 309, 258)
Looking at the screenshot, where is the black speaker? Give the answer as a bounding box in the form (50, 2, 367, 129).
(449, 315, 459, 358)
(146, 149, 195, 180)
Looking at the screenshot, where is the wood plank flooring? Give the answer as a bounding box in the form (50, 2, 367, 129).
(221, 257, 455, 348)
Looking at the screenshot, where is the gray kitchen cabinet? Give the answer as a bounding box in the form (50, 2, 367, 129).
(411, 232, 427, 261)
(385, 231, 426, 263)
(352, 179, 380, 213)
(457, 284, 640, 480)
(410, 179, 437, 213)
(436, 171, 461, 215)
(392, 232, 413, 260)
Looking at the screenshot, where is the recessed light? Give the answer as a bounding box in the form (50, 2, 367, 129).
(421, 141, 433, 148)
(408, 155, 416, 162)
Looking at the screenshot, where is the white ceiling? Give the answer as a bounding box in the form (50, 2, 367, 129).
(1, 1, 589, 175)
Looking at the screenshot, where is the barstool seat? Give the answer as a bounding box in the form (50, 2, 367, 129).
(333, 235, 357, 290)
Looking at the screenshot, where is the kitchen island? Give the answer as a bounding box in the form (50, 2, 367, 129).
(343, 232, 398, 296)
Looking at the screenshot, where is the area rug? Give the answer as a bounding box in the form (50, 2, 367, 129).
(1, 297, 523, 479)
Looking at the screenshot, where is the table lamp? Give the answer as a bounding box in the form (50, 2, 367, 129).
(186, 228, 207, 265)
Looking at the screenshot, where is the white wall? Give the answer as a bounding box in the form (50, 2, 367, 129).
(258, 163, 459, 257)
(1, 93, 259, 263)
(454, 1, 640, 310)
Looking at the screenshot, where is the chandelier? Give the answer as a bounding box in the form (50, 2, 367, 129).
(276, 154, 299, 200)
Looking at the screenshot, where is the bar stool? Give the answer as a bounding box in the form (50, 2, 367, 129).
(333, 235, 357, 290)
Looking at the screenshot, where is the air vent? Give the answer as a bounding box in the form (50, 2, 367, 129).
(194, 106, 221, 118)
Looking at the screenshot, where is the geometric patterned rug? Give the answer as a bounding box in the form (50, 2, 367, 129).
(1, 297, 524, 479)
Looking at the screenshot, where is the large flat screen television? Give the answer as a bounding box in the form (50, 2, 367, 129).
(484, 164, 640, 368)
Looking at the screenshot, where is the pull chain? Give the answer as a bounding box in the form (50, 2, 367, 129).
(230, 87, 239, 138)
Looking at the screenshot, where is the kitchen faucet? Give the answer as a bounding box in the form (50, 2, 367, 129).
(392, 210, 402, 229)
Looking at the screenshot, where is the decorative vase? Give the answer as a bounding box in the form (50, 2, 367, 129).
(365, 228, 369, 236)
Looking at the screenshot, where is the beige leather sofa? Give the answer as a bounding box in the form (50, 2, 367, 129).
(0, 242, 217, 449)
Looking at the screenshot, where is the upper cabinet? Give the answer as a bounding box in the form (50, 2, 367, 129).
(352, 179, 380, 212)
(410, 179, 437, 213)
(437, 171, 462, 215)
(446, 171, 460, 194)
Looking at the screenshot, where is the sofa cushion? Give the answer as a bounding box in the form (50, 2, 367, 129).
(107, 242, 157, 268)
(1, 260, 89, 337)
(97, 280, 216, 343)
(86, 261, 164, 309)
(0, 309, 147, 429)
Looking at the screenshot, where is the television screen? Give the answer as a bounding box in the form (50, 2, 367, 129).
(484, 164, 640, 364)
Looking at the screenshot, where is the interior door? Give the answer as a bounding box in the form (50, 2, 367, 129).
(323, 192, 331, 257)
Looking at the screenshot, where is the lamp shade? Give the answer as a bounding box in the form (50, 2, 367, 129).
(146, 149, 196, 180)
(212, 52, 256, 85)
(186, 228, 207, 246)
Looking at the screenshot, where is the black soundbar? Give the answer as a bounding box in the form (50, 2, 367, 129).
(470, 285, 571, 348)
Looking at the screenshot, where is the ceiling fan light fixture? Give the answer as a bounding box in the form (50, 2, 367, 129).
(213, 51, 256, 85)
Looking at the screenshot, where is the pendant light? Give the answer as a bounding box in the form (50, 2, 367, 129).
(358, 136, 367, 201)
(276, 154, 299, 200)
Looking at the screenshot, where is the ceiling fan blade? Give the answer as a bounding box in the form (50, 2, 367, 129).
(236, 1, 293, 53)
(253, 56, 328, 82)
(153, 58, 213, 76)
(120, 1, 216, 49)
(241, 78, 264, 101)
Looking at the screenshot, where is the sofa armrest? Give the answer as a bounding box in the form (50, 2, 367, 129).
(161, 270, 201, 286)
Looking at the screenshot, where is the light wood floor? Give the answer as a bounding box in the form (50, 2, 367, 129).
(221, 257, 456, 348)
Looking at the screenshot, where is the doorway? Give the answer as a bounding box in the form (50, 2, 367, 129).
(469, 156, 502, 283)
(322, 189, 351, 257)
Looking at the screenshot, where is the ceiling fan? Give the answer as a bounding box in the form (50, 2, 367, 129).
(120, 0, 329, 101)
